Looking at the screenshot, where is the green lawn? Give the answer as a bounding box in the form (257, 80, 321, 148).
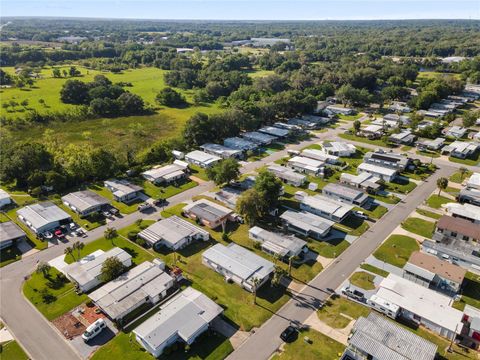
(401, 217, 436, 239)
(370, 192, 401, 204)
(0, 340, 29, 360)
(426, 194, 452, 209)
(338, 133, 389, 147)
(56, 202, 106, 231)
(416, 209, 443, 220)
(88, 184, 143, 214)
(452, 272, 480, 311)
(354, 204, 388, 220)
(308, 238, 350, 259)
(449, 151, 480, 166)
(317, 296, 370, 329)
(271, 328, 345, 360)
(0, 245, 22, 268)
(449, 170, 472, 184)
(360, 263, 389, 277)
(140, 179, 198, 200)
(349, 271, 376, 290)
(335, 215, 370, 236)
(373, 235, 419, 268)
(23, 268, 88, 320)
(416, 150, 441, 158)
(338, 113, 362, 121)
(189, 165, 210, 181)
(384, 178, 417, 194)
(91, 331, 233, 360)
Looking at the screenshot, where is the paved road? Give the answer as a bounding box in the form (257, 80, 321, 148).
(0, 116, 473, 360)
(227, 164, 456, 360)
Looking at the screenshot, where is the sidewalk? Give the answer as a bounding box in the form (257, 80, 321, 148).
(364, 255, 403, 276)
(303, 311, 354, 345)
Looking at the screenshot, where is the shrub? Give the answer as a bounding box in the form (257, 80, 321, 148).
(127, 230, 139, 240)
(136, 237, 146, 247)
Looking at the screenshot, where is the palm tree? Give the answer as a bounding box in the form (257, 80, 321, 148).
(36, 261, 51, 278)
(73, 241, 84, 260)
(459, 167, 468, 182)
(288, 255, 297, 277)
(104, 227, 117, 245)
(251, 277, 260, 305)
(64, 246, 75, 261)
(437, 177, 448, 196)
(272, 253, 280, 266)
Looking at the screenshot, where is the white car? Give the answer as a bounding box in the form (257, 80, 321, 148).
(355, 211, 368, 220)
(82, 318, 106, 343)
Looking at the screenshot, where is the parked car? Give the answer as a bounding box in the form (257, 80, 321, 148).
(109, 207, 120, 216)
(341, 286, 365, 301)
(54, 229, 65, 239)
(43, 231, 53, 239)
(138, 202, 153, 212)
(82, 318, 106, 343)
(74, 228, 87, 238)
(102, 210, 111, 217)
(280, 326, 297, 342)
(69, 222, 77, 230)
(153, 198, 167, 206)
(355, 211, 368, 220)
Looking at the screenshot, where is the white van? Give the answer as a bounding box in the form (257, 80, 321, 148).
(82, 318, 106, 342)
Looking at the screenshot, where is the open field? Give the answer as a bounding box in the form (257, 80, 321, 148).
(426, 194, 452, 209)
(373, 234, 419, 268)
(359, 263, 389, 277)
(317, 296, 370, 329)
(401, 217, 436, 238)
(349, 271, 376, 290)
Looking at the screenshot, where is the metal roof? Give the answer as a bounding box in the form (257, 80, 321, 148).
(133, 287, 223, 349)
(138, 216, 209, 247)
(358, 162, 398, 177)
(280, 210, 335, 234)
(202, 243, 274, 282)
(323, 183, 368, 202)
(200, 143, 243, 158)
(104, 179, 142, 198)
(267, 164, 306, 183)
(350, 313, 437, 360)
(242, 131, 277, 144)
(467, 173, 480, 189)
(437, 215, 480, 240)
(258, 126, 289, 138)
(185, 150, 221, 165)
(61, 190, 109, 213)
(248, 226, 307, 256)
(0, 221, 25, 243)
(0, 189, 11, 202)
(445, 203, 480, 222)
(288, 156, 325, 170)
(183, 199, 232, 223)
(223, 137, 258, 151)
(89, 261, 173, 320)
(322, 141, 356, 155)
(301, 149, 339, 164)
(142, 163, 186, 181)
(301, 194, 354, 219)
(17, 202, 71, 230)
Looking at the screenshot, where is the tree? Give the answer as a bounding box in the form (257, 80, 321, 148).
(254, 171, 283, 210)
(251, 277, 260, 304)
(52, 68, 61, 78)
(73, 241, 84, 260)
(104, 227, 118, 244)
(462, 110, 478, 128)
(437, 177, 448, 196)
(236, 188, 266, 226)
(68, 66, 81, 77)
(60, 80, 90, 104)
(271, 266, 286, 287)
(459, 167, 469, 181)
(156, 87, 187, 107)
(36, 261, 51, 278)
(353, 120, 361, 134)
(100, 256, 127, 282)
(64, 247, 75, 261)
(288, 255, 297, 277)
(206, 158, 240, 185)
(117, 92, 144, 115)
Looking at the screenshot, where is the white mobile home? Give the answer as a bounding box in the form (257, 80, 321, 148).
(185, 150, 221, 168)
(17, 202, 72, 234)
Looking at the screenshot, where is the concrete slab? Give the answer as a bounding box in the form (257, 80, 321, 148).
(48, 254, 69, 274)
(303, 311, 354, 345)
(0, 327, 14, 343)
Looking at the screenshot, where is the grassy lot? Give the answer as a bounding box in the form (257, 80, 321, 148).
(373, 235, 419, 268)
(140, 179, 198, 200)
(317, 296, 370, 329)
(360, 263, 389, 277)
(271, 328, 345, 360)
(0, 340, 29, 360)
(452, 272, 480, 311)
(189, 165, 210, 181)
(338, 133, 389, 147)
(401, 217, 436, 238)
(308, 238, 350, 259)
(335, 215, 370, 236)
(416, 150, 441, 158)
(370, 192, 401, 204)
(91, 331, 233, 360)
(349, 271, 376, 290)
(384, 178, 417, 194)
(426, 194, 452, 209)
(338, 113, 362, 121)
(354, 204, 387, 220)
(449, 151, 480, 166)
(449, 170, 472, 184)
(0, 245, 22, 268)
(416, 208, 443, 220)
(23, 268, 88, 320)
(88, 184, 142, 214)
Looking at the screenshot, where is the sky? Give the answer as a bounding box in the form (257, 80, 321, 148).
(1, 0, 479, 20)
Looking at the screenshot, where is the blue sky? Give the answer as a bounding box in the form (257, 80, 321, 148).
(1, 0, 479, 20)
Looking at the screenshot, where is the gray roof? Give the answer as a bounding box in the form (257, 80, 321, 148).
(138, 216, 209, 247)
(242, 131, 277, 144)
(200, 143, 243, 158)
(350, 313, 437, 360)
(323, 183, 369, 202)
(17, 202, 71, 230)
(223, 137, 258, 151)
(403, 262, 436, 282)
(142, 163, 186, 182)
(185, 150, 221, 166)
(258, 126, 289, 138)
(0, 221, 26, 243)
(203, 243, 274, 282)
(64, 247, 132, 287)
(280, 210, 335, 234)
(248, 226, 307, 257)
(301, 194, 354, 219)
(61, 190, 109, 213)
(183, 199, 232, 223)
(267, 164, 306, 183)
(89, 261, 173, 320)
(364, 151, 409, 169)
(133, 287, 223, 349)
(104, 179, 142, 198)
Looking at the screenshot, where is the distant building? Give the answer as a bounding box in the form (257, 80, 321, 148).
(280, 210, 335, 239)
(104, 179, 143, 203)
(322, 183, 369, 206)
(182, 199, 234, 230)
(287, 156, 325, 176)
(242, 131, 277, 145)
(0, 189, 12, 208)
(361, 125, 383, 139)
(0, 221, 26, 250)
(442, 141, 479, 159)
(258, 126, 290, 139)
(339, 172, 382, 194)
(267, 164, 306, 187)
(17, 202, 71, 234)
(388, 102, 411, 113)
(202, 243, 274, 292)
(90, 260, 174, 321)
(364, 150, 409, 171)
(388, 129, 416, 145)
(133, 287, 223, 358)
(200, 143, 244, 159)
(342, 312, 437, 360)
(138, 216, 209, 250)
(445, 126, 467, 139)
(223, 137, 258, 152)
(248, 226, 308, 260)
(325, 105, 355, 115)
(300, 194, 354, 222)
(141, 163, 188, 185)
(185, 150, 221, 168)
(61, 190, 109, 217)
(322, 141, 356, 157)
(300, 148, 340, 165)
(416, 137, 445, 151)
(403, 251, 466, 294)
(64, 248, 132, 293)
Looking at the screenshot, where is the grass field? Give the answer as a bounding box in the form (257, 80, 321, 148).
(449, 170, 472, 184)
(426, 194, 452, 209)
(317, 296, 370, 329)
(349, 271, 376, 290)
(360, 263, 389, 277)
(308, 238, 350, 259)
(416, 208, 443, 220)
(0, 340, 29, 360)
(373, 235, 419, 268)
(401, 217, 436, 238)
(338, 133, 390, 147)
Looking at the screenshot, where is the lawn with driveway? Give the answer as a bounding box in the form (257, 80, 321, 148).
(354, 204, 388, 220)
(308, 238, 350, 259)
(373, 235, 419, 268)
(426, 194, 452, 209)
(384, 178, 417, 194)
(0, 340, 29, 360)
(349, 271, 376, 290)
(0, 245, 22, 268)
(317, 296, 370, 329)
(401, 217, 436, 238)
(415, 209, 442, 220)
(335, 215, 370, 236)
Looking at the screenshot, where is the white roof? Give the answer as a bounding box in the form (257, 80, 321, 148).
(17, 202, 71, 230)
(183, 199, 233, 223)
(301, 194, 354, 219)
(200, 143, 242, 158)
(322, 141, 356, 154)
(363, 125, 383, 133)
(185, 150, 221, 166)
(202, 243, 274, 283)
(64, 248, 132, 288)
(301, 149, 339, 163)
(267, 164, 306, 183)
(340, 172, 381, 187)
(104, 179, 142, 198)
(142, 163, 186, 181)
(443, 141, 479, 154)
(138, 216, 209, 247)
(133, 287, 223, 349)
(248, 226, 307, 257)
(446, 126, 467, 137)
(467, 173, 480, 189)
(358, 162, 398, 177)
(288, 156, 325, 171)
(280, 210, 335, 233)
(89, 261, 173, 319)
(376, 274, 464, 333)
(445, 203, 480, 222)
(0, 189, 11, 202)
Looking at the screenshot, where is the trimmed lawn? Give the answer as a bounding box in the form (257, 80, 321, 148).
(309, 238, 350, 259)
(384, 178, 417, 194)
(336, 215, 369, 236)
(416, 150, 441, 158)
(401, 217, 436, 239)
(338, 113, 362, 121)
(370, 192, 401, 204)
(88, 184, 143, 214)
(0, 340, 29, 360)
(91, 331, 233, 360)
(338, 133, 389, 147)
(271, 328, 345, 360)
(452, 272, 480, 311)
(141, 179, 198, 200)
(23, 268, 88, 320)
(349, 271, 376, 290)
(373, 235, 419, 268)
(416, 209, 442, 220)
(317, 296, 370, 329)
(354, 204, 387, 220)
(360, 263, 389, 277)
(0, 245, 22, 268)
(449, 170, 472, 184)
(426, 194, 452, 209)
(449, 152, 480, 166)
(189, 165, 209, 181)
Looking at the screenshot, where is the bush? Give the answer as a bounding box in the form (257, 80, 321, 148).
(136, 237, 146, 247)
(127, 230, 139, 240)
